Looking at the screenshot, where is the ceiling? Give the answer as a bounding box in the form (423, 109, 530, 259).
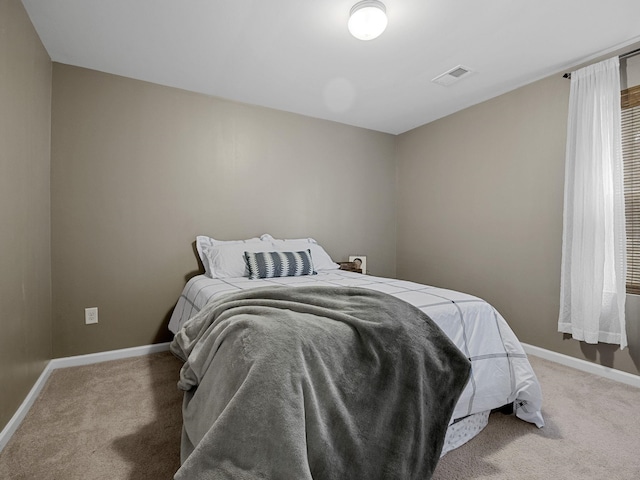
(21, 0, 640, 135)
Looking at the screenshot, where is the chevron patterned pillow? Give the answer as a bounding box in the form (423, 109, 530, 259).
(244, 250, 316, 279)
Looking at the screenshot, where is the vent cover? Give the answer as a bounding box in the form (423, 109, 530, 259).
(432, 65, 474, 86)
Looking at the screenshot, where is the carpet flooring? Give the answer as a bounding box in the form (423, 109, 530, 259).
(0, 352, 183, 479)
(0, 351, 638, 479)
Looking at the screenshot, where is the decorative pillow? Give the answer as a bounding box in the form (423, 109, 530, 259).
(244, 250, 316, 279)
(262, 236, 339, 271)
(196, 235, 269, 277)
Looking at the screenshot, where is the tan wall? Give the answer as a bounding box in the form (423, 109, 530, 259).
(51, 64, 397, 357)
(0, 0, 52, 430)
(396, 65, 640, 376)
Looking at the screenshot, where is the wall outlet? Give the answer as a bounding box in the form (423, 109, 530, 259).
(85, 307, 98, 325)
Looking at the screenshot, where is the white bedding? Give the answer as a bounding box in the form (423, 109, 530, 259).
(168, 270, 544, 429)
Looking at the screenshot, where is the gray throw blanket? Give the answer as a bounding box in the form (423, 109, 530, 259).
(170, 286, 470, 480)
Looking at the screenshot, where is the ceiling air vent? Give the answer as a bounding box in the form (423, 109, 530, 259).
(431, 65, 474, 87)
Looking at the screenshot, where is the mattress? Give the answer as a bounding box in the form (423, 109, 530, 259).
(168, 270, 544, 429)
(441, 410, 491, 456)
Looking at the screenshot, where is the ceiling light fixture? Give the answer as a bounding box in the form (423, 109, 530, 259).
(348, 1, 388, 41)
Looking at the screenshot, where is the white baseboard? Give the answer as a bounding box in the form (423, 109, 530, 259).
(50, 342, 171, 369)
(0, 342, 171, 453)
(522, 343, 640, 389)
(0, 362, 55, 453)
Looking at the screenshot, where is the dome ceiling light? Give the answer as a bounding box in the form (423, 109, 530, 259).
(348, 1, 388, 41)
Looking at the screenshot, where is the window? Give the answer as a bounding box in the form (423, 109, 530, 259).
(622, 85, 640, 294)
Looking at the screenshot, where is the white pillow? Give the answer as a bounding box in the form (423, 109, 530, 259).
(266, 237, 339, 271)
(197, 234, 339, 278)
(204, 241, 277, 278)
(196, 236, 263, 277)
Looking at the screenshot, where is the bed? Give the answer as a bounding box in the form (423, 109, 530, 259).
(168, 235, 544, 479)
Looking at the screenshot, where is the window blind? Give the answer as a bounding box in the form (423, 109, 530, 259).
(622, 85, 640, 294)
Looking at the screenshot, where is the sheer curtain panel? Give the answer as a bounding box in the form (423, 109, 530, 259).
(558, 56, 628, 349)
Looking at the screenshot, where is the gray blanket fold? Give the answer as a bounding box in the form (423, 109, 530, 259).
(170, 286, 471, 480)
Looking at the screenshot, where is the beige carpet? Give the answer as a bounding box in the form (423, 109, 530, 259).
(0, 351, 638, 479)
(433, 355, 640, 479)
(0, 352, 183, 479)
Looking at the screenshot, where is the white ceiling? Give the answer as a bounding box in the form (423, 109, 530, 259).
(21, 0, 640, 135)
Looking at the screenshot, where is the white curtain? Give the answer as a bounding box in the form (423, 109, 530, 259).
(558, 56, 628, 350)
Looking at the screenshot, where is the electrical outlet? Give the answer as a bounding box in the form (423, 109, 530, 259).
(85, 307, 98, 325)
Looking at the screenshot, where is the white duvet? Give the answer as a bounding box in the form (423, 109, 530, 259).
(168, 271, 544, 428)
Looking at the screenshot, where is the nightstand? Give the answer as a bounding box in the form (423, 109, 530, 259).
(338, 262, 362, 274)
